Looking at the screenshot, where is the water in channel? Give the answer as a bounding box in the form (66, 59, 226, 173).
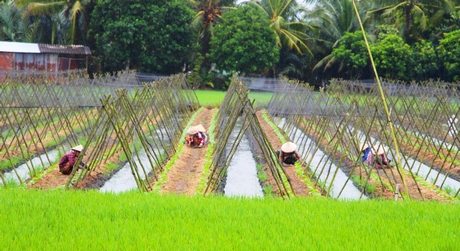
(224, 120, 264, 198)
(100, 145, 166, 193)
(2, 147, 63, 184)
(354, 129, 460, 193)
(281, 119, 365, 200)
(100, 151, 150, 193)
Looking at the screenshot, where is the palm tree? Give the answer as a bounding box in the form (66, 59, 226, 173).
(14, 0, 91, 44)
(188, 0, 234, 86)
(0, 0, 43, 42)
(1, 0, 24, 41)
(306, 0, 366, 72)
(368, 0, 455, 43)
(250, 0, 314, 55)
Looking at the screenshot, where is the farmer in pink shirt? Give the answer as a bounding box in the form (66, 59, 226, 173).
(59, 145, 85, 175)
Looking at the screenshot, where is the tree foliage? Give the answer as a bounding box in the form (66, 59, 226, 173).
(209, 5, 279, 76)
(437, 29, 460, 82)
(89, 0, 194, 74)
(331, 31, 369, 79)
(372, 34, 413, 81)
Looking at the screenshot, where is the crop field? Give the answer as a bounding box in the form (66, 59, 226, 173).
(0, 72, 459, 250)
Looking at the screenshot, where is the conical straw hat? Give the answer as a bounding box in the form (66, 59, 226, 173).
(281, 142, 297, 152)
(374, 145, 385, 155)
(187, 124, 206, 135)
(359, 143, 369, 151)
(71, 145, 84, 152)
(194, 124, 206, 133)
(187, 126, 197, 135)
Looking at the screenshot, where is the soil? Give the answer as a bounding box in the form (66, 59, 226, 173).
(299, 120, 450, 202)
(255, 111, 313, 196)
(158, 108, 214, 195)
(17, 107, 457, 201)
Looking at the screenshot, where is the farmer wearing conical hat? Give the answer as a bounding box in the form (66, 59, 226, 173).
(185, 124, 208, 148)
(58, 144, 86, 175)
(360, 143, 374, 166)
(374, 145, 391, 169)
(277, 142, 302, 166)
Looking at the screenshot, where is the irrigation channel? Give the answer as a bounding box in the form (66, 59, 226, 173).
(1, 71, 459, 201)
(265, 78, 459, 201)
(1, 71, 200, 191)
(278, 118, 365, 200)
(351, 127, 460, 193)
(223, 119, 263, 198)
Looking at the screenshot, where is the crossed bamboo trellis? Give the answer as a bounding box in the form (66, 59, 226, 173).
(1, 71, 200, 191)
(266, 78, 460, 200)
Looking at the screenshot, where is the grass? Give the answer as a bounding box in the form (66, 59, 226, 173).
(0, 188, 459, 250)
(195, 90, 273, 108)
(351, 174, 377, 194)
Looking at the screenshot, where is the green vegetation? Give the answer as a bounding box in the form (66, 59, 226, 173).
(209, 5, 280, 76)
(351, 175, 376, 194)
(89, 0, 194, 74)
(0, 188, 459, 250)
(195, 90, 273, 108)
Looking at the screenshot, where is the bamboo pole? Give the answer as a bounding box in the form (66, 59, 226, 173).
(352, 0, 409, 197)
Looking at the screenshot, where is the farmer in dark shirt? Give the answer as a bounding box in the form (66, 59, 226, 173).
(59, 145, 85, 175)
(277, 142, 302, 166)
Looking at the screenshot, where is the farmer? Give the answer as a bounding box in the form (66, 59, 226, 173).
(360, 143, 374, 166)
(374, 146, 391, 169)
(185, 124, 207, 148)
(59, 145, 86, 175)
(277, 142, 302, 166)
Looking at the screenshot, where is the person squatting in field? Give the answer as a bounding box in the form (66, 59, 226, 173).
(59, 145, 87, 175)
(277, 142, 302, 166)
(360, 143, 391, 168)
(185, 124, 208, 148)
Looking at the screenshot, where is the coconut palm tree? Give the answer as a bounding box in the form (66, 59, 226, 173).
(0, 0, 24, 41)
(249, 0, 314, 55)
(368, 0, 455, 43)
(188, 0, 235, 86)
(0, 0, 44, 42)
(306, 0, 367, 72)
(14, 0, 92, 44)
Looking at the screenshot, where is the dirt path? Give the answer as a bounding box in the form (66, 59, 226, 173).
(160, 108, 214, 195)
(256, 111, 312, 196)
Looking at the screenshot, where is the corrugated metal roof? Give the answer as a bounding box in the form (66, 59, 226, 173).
(0, 41, 91, 55)
(38, 43, 91, 55)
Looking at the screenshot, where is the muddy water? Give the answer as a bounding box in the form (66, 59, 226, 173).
(224, 120, 263, 198)
(2, 147, 64, 184)
(280, 119, 365, 200)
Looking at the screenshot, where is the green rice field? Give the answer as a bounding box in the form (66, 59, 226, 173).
(1, 188, 458, 250)
(1, 82, 459, 250)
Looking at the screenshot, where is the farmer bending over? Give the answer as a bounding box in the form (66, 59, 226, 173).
(360, 143, 374, 166)
(185, 124, 208, 148)
(374, 146, 391, 169)
(277, 142, 302, 166)
(59, 145, 86, 175)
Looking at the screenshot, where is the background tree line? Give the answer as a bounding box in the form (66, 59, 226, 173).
(1, 0, 460, 88)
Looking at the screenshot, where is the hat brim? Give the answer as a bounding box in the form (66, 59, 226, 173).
(194, 124, 206, 133)
(359, 143, 369, 151)
(281, 142, 297, 152)
(375, 146, 385, 155)
(187, 124, 206, 135)
(71, 145, 84, 152)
